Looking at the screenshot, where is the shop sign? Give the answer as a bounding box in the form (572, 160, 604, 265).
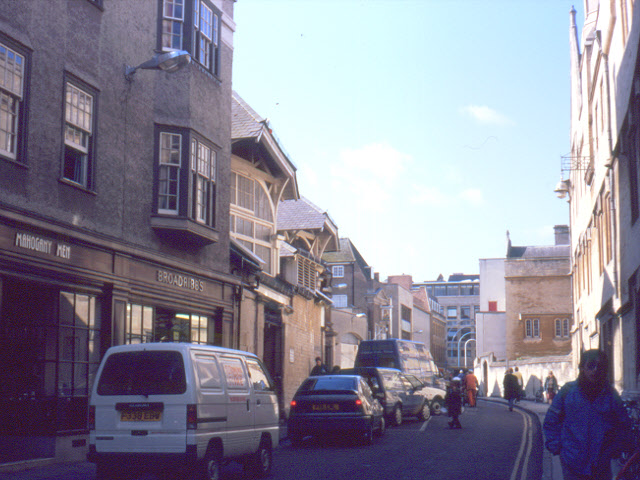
(156, 269, 205, 292)
(15, 232, 71, 260)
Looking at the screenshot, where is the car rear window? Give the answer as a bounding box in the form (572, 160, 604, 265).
(299, 376, 358, 393)
(97, 351, 186, 396)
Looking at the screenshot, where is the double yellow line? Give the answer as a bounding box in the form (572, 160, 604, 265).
(510, 409, 534, 480)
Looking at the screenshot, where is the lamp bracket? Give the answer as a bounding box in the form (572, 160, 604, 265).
(561, 154, 592, 174)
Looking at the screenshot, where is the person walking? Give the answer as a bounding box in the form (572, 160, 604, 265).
(445, 377, 463, 429)
(503, 368, 519, 412)
(464, 369, 479, 407)
(543, 349, 631, 480)
(310, 357, 328, 376)
(544, 370, 558, 403)
(513, 366, 524, 402)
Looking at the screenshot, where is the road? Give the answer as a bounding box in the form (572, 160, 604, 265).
(0, 400, 544, 480)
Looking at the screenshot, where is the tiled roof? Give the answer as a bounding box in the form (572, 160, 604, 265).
(231, 91, 265, 140)
(323, 238, 356, 263)
(508, 245, 570, 259)
(277, 197, 335, 231)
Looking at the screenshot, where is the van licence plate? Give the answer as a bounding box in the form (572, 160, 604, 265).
(120, 410, 162, 422)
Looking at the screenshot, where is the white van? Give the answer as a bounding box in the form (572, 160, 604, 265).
(87, 343, 279, 480)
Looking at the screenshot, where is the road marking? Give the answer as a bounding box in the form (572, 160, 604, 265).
(419, 416, 433, 432)
(509, 408, 532, 480)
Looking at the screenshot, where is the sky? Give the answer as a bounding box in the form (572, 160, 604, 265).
(231, 0, 583, 282)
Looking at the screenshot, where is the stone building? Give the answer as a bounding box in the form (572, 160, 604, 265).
(477, 227, 574, 399)
(564, 1, 640, 396)
(0, 0, 238, 465)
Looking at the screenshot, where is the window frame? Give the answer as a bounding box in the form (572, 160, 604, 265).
(332, 294, 348, 309)
(332, 265, 345, 278)
(61, 74, 98, 190)
(524, 318, 540, 339)
(154, 125, 218, 229)
(0, 35, 29, 165)
(159, 0, 222, 77)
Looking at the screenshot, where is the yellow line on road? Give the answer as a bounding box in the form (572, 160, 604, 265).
(510, 408, 532, 480)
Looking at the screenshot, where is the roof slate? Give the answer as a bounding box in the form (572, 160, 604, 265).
(277, 197, 334, 231)
(231, 91, 265, 140)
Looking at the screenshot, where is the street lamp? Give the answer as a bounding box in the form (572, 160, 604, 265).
(463, 338, 476, 368)
(554, 178, 571, 200)
(457, 331, 475, 367)
(125, 50, 191, 81)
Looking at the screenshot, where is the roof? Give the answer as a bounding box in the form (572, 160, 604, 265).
(231, 91, 266, 140)
(507, 245, 570, 259)
(277, 197, 337, 232)
(448, 274, 479, 282)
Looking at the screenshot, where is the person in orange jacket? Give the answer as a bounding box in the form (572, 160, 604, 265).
(464, 369, 479, 407)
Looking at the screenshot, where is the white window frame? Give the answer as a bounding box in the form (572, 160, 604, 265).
(158, 132, 181, 214)
(191, 139, 215, 224)
(332, 265, 344, 278)
(63, 81, 94, 188)
(525, 318, 540, 338)
(162, 0, 185, 50)
(332, 294, 348, 309)
(0, 41, 24, 160)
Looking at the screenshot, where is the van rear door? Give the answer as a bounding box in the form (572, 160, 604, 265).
(91, 349, 189, 454)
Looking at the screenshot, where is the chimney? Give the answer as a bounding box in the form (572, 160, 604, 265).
(554, 225, 570, 245)
(374, 272, 380, 282)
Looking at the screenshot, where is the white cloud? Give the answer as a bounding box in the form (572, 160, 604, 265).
(460, 105, 514, 126)
(458, 188, 485, 206)
(328, 142, 413, 212)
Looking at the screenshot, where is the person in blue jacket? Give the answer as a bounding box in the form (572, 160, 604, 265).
(543, 349, 631, 480)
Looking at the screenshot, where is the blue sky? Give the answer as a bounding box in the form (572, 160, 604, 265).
(232, 0, 583, 282)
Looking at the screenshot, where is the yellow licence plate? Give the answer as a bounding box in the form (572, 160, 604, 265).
(120, 410, 162, 422)
(312, 404, 339, 412)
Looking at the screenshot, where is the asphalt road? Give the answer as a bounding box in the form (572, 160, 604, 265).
(0, 399, 544, 480)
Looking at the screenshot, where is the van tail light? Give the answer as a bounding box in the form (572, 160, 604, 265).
(88, 405, 95, 430)
(187, 404, 198, 430)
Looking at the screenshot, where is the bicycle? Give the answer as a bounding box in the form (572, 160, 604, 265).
(616, 398, 640, 480)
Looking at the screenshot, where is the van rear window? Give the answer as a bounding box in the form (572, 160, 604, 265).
(97, 351, 186, 396)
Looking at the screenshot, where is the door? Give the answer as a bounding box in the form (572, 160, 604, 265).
(219, 355, 254, 456)
(246, 358, 279, 442)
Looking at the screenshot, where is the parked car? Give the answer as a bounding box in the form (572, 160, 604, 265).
(340, 367, 431, 426)
(287, 375, 385, 446)
(87, 343, 279, 480)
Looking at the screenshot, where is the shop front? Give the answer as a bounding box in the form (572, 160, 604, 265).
(0, 220, 238, 465)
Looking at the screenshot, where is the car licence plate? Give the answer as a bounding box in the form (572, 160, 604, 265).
(312, 403, 339, 412)
(120, 410, 162, 422)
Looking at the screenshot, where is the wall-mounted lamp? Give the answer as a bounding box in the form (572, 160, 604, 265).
(334, 283, 348, 289)
(554, 178, 571, 200)
(354, 313, 366, 318)
(125, 50, 191, 81)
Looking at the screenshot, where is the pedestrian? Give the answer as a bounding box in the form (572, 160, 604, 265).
(503, 368, 519, 412)
(513, 366, 524, 402)
(310, 357, 328, 376)
(459, 369, 468, 405)
(464, 369, 479, 407)
(445, 377, 463, 429)
(544, 370, 558, 403)
(543, 349, 632, 480)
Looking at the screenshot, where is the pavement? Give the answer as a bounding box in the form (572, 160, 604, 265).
(0, 401, 561, 480)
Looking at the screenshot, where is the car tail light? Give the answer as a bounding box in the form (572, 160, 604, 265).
(88, 405, 95, 430)
(187, 404, 197, 430)
(290, 400, 297, 409)
(355, 399, 362, 406)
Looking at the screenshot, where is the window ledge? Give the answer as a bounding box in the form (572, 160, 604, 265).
(150, 215, 219, 247)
